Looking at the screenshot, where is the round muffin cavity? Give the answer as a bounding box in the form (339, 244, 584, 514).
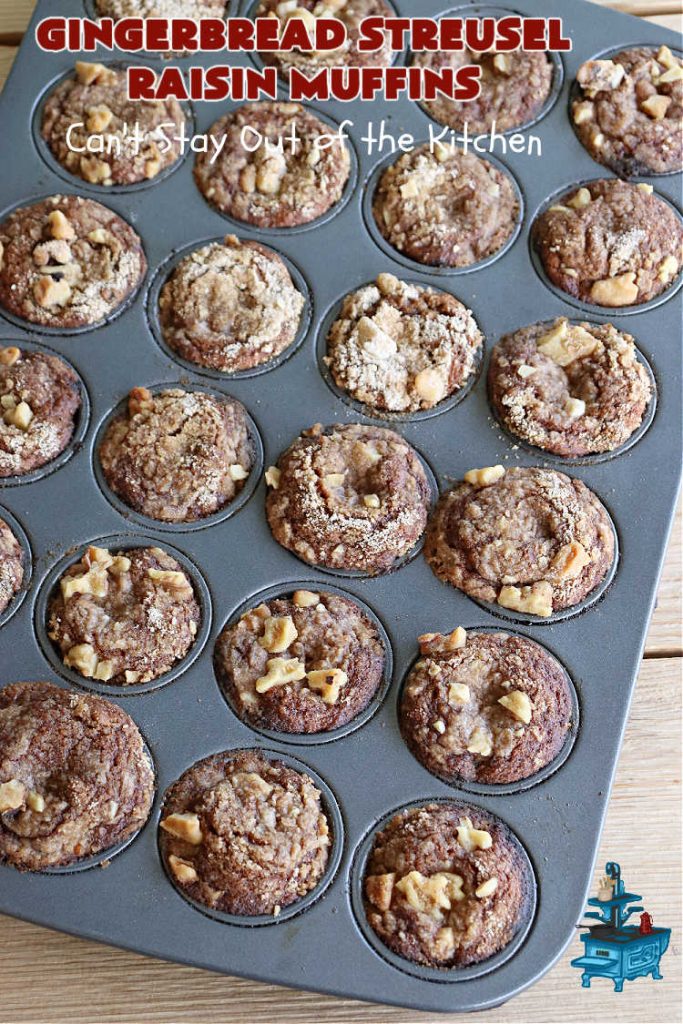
(256, 0, 394, 76)
(415, 46, 553, 135)
(572, 46, 683, 177)
(401, 628, 573, 785)
(424, 465, 615, 618)
(47, 544, 201, 686)
(532, 179, 683, 307)
(0, 345, 81, 478)
(0, 195, 146, 329)
(0, 681, 154, 871)
(488, 317, 653, 457)
(0, 517, 24, 616)
(373, 143, 519, 268)
(363, 802, 531, 967)
(216, 589, 385, 734)
(159, 235, 305, 373)
(95, 0, 226, 16)
(265, 423, 431, 574)
(41, 62, 186, 187)
(325, 273, 483, 413)
(98, 387, 253, 523)
(159, 750, 330, 916)
(194, 101, 351, 228)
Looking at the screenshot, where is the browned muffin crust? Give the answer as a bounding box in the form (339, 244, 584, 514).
(265, 423, 431, 574)
(373, 143, 519, 268)
(415, 47, 553, 135)
(572, 46, 683, 177)
(532, 180, 682, 307)
(364, 802, 531, 967)
(194, 102, 351, 228)
(0, 516, 23, 616)
(159, 235, 305, 373)
(47, 545, 201, 686)
(0, 195, 146, 329)
(41, 62, 186, 187)
(95, 0, 226, 16)
(0, 682, 154, 872)
(424, 466, 615, 618)
(325, 273, 483, 414)
(256, 0, 394, 76)
(98, 387, 253, 523)
(0, 345, 81, 478)
(488, 318, 653, 457)
(401, 629, 573, 785)
(159, 750, 330, 916)
(215, 589, 385, 733)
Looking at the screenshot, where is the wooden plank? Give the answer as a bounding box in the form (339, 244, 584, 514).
(645, 13, 683, 29)
(0, 658, 679, 1024)
(646, 500, 682, 657)
(0, 46, 15, 87)
(590, 0, 682, 15)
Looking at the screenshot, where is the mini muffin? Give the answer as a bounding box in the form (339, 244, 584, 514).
(95, 0, 226, 16)
(98, 386, 253, 523)
(0, 516, 24, 616)
(325, 273, 483, 413)
(41, 62, 186, 187)
(159, 235, 305, 373)
(265, 423, 431, 574)
(194, 102, 351, 228)
(363, 802, 531, 967)
(0, 345, 81, 478)
(572, 46, 683, 177)
(424, 465, 615, 618)
(159, 750, 330, 916)
(373, 143, 519, 268)
(0, 195, 146, 329)
(47, 544, 201, 686)
(256, 0, 393, 77)
(216, 589, 385, 733)
(532, 180, 682, 307)
(0, 681, 154, 871)
(488, 318, 652, 457)
(401, 629, 573, 785)
(415, 47, 553, 134)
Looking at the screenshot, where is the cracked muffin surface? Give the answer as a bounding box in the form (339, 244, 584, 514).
(364, 802, 531, 967)
(194, 102, 351, 228)
(98, 387, 253, 523)
(216, 589, 385, 733)
(159, 750, 330, 915)
(0, 516, 23, 616)
(424, 466, 615, 618)
(401, 629, 573, 785)
(265, 422, 432, 574)
(572, 46, 683, 177)
(488, 318, 652, 457)
(373, 144, 518, 268)
(41, 61, 186, 187)
(0, 681, 154, 871)
(159, 235, 305, 373)
(0, 345, 81, 478)
(48, 545, 201, 687)
(325, 274, 483, 413)
(532, 179, 683, 307)
(95, 0, 226, 16)
(0, 195, 146, 329)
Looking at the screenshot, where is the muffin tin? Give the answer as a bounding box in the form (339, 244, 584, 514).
(0, 0, 680, 1013)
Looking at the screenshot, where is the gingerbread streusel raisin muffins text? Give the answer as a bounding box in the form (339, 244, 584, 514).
(364, 802, 531, 967)
(401, 629, 573, 785)
(0, 517, 23, 616)
(159, 750, 330, 915)
(265, 423, 431, 574)
(216, 589, 385, 733)
(424, 466, 615, 618)
(0, 681, 154, 871)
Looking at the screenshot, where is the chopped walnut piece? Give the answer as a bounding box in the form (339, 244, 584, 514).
(259, 614, 298, 653)
(456, 817, 493, 852)
(75, 61, 110, 86)
(128, 387, 153, 416)
(537, 319, 597, 365)
(365, 872, 396, 912)
(48, 209, 76, 241)
(658, 255, 679, 284)
(498, 690, 532, 725)
(168, 854, 199, 884)
(577, 59, 626, 96)
(63, 642, 98, 676)
(517, 363, 536, 379)
(86, 104, 113, 133)
(572, 100, 595, 125)
(467, 726, 493, 756)
(641, 95, 672, 120)
(433, 719, 446, 734)
(498, 581, 553, 618)
(551, 541, 591, 580)
(61, 567, 109, 601)
(414, 367, 447, 405)
(590, 272, 639, 307)
(492, 53, 512, 75)
(3, 401, 33, 431)
(80, 156, 111, 184)
(34, 276, 72, 308)
(265, 466, 281, 488)
(475, 877, 499, 898)
(464, 465, 505, 487)
(395, 870, 464, 915)
(568, 187, 592, 210)
(363, 493, 381, 509)
(27, 791, 46, 813)
(0, 346, 20, 367)
(564, 397, 586, 419)
(160, 812, 203, 845)
(293, 589, 319, 608)
(144, 158, 162, 180)
(93, 659, 115, 682)
(656, 45, 677, 69)
(445, 626, 467, 650)
(232, 771, 274, 798)
(434, 927, 456, 958)
(229, 463, 249, 482)
(148, 568, 193, 595)
(658, 65, 683, 84)
(0, 779, 26, 813)
(448, 682, 470, 705)
(255, 656, 306, 693)
(306, 667, 347, 704)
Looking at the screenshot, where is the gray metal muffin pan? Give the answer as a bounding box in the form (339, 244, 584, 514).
(0, 0, 680, 1013)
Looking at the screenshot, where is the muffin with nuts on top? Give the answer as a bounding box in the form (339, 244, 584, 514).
(215, 588, 385, 733)
(0, 516, 24, 617)
(48, 545, 201, 686)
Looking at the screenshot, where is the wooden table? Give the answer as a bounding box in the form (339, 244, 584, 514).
(0, 2, 681, 1020)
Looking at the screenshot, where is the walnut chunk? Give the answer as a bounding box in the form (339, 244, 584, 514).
(259, 614, 298, 653)
(517, 363, 536, 379)
(400, 175, 421, 199)
(0, 346, 20, 367)
(475, 877, 499, 899)
(564, 397, 586, 419)
(657, 65, 683, 84)
(414, 367, 447, 405)
(265, 465, 281, 488)
(492, 53, 512, 75)
(0, 779, 26, 813)
(255, 656, 306, 693)
(395, 870, 464, 916)
(456, 817, 493, 852)
(448, 682, 470, 705)
(128, 387, 153, 416)
(641, 94, 671, 120)
(572, 100, 595, 125)
(292, 589, 319, 608)
(3, 401, 33, 431)
(537, 319, 598, 366)
(498, 581, 553, 618)
(75, 61, 110, 85)
(63, 642, 99, 676)
(168, 854, 199, 884)
(48, 209, 76, 241)
(551, 541, 591, 580)
(464, 465, 505, 487)
(34, 276, 72, 308)
(467, 726, 493, 756)
(577, 59, 626, 96)
(160, 812, 203, 845)
(148, 568, 193, 595)
(498, 689, 532, 725)
(80, 156, 112, 184)
(86, 104, 113, 133)
(658, 255, 679, 284)
(363, 493, 380, 509)
(306, 667, 347, 704)
(433, 927, 456, 959)
(567, 187, 591, 210)
(365, 872, 396, 911)
(229, 463, 249, 481)
(445, 626, 466, 650)
(589, 272, 639, 307)
(27, 791, 46, 813)
(61, 566, 109, 601)
(144, 158, 162, 180)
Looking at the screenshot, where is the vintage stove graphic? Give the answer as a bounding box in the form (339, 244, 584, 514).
(571, 862, 671, 992)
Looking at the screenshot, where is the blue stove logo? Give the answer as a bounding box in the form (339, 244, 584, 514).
(571, 861, 671, 992)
